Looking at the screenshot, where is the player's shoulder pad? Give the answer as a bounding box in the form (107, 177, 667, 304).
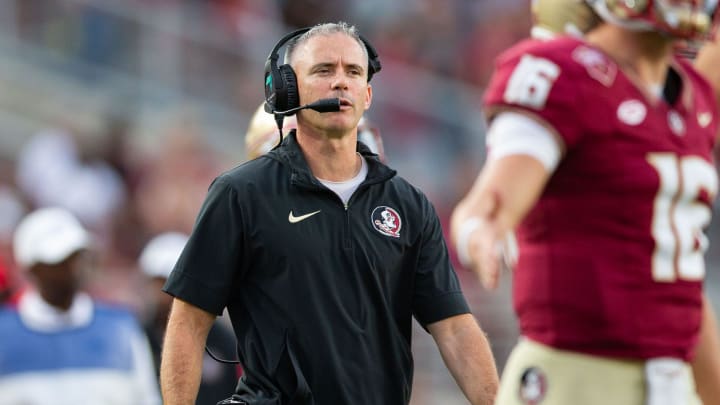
(497, 37, 619, 88)
(485, 36, 620, 117)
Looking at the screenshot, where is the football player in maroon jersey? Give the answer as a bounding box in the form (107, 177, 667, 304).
(452, 0, 720, 403)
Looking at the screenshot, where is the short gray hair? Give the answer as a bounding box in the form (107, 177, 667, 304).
(284, 22, 368, 66)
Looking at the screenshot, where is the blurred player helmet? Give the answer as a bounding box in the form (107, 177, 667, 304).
(587, 0, 719, 40)
(357, 116, 386, 163)
(531, 0, 602, 39)
(245, 104, 297, 160)
(244, 104, 386, 162)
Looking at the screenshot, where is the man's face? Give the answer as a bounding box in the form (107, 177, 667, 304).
(291, 32, 372, 137)
(29, 250, 88, 310)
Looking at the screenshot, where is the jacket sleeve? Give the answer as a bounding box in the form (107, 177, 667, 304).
(412, 198, 471, 327)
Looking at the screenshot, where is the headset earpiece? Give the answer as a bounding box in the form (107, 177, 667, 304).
(263, 61, 276, 114)
(360, 36, 382, 82)
(264, 28, 310, 116)
(277, 64, 299, 112)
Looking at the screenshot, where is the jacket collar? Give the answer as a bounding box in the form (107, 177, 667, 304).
(268, 130, 396, 187)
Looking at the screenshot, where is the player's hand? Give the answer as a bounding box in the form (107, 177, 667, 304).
(456, 191, 517, 290)
(466, 222, 516, 290)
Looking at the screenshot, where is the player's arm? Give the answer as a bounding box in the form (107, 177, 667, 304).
(450, 112, 560, 290)
(427, 313, 499, 405)
(691, 294, 720, 403)
(695, 32, 720, 108)
(160, 298, 216, 405)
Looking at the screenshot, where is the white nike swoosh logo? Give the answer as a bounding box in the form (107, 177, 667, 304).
(288, 210, 321, 223)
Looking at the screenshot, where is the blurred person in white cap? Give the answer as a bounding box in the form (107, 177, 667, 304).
(0, 207, 161, 405)
(139, 232, 239, 405)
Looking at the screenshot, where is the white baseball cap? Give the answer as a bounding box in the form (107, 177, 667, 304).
(138, 232, 189, 279)
(13, 207, 90, 269)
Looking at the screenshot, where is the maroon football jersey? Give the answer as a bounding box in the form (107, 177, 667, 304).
(484, 36, 719, 360)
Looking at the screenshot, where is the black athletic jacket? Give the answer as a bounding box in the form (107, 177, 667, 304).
(164, 131, 470, 405)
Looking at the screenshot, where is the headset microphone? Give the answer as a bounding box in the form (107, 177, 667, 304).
(269, 98, 342, 146)
(272, 98, 341, 116)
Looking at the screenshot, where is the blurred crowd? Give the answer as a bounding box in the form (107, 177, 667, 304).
(1, 0, 531, 205)
(1, 116, 230, 307)
(0, 0, 532, 324)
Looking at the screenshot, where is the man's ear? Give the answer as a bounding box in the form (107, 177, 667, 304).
(364, 84, 373, 111)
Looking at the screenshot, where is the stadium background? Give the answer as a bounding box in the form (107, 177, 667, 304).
(0, 1, 718, 404)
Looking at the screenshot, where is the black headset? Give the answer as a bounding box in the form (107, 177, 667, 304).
(263, 26, 382, 116)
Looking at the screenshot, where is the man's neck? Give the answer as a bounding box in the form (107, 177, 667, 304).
(586, 25, 674, 90)
(296, 129, 361, 182)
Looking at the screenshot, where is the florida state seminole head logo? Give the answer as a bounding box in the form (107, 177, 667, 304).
(371, 206, 402, 238)
(518, 367, 547, 405)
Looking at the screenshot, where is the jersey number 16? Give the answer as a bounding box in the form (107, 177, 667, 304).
(647, 153, 718, 282)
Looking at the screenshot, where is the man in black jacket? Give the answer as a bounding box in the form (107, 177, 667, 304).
(160, 21, 498, 405)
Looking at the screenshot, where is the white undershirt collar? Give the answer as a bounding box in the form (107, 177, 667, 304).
(318, 155, 368, 204)
(18, 289, 94, 332)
